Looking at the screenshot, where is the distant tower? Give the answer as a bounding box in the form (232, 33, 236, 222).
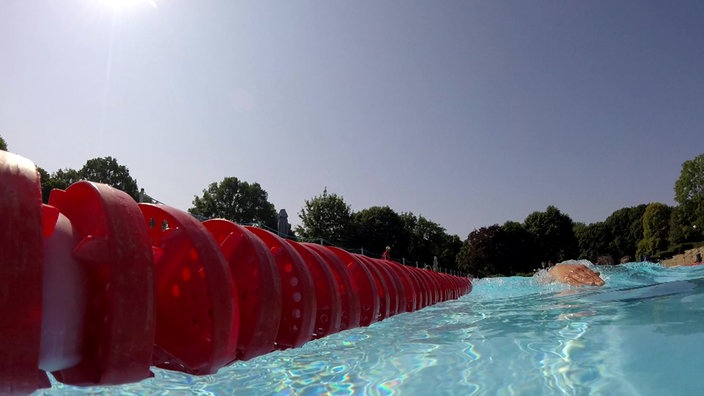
(277, 209, 289, 237)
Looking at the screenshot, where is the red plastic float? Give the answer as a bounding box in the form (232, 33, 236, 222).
(326, 246, 380, 327)
(381, 260, 417, 312)
(139, 204, 238, 375)
(419, 268, 440, 304)
(0, 152, 48, 394)
(375, 258, 408, 314)
(301, 243, 361, 331)
(202, 219, 282, 360)
(48, 181, 156, 386)
(357, 255, 401, 318)
(245, 227, 316, 349)
(405, 266, 428, 309)
(357, 255, 390, 322)
(0, 150, 473, 394)
(287, 240, 342, 339)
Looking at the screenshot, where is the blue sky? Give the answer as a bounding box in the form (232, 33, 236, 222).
(2, 0, 703, 238)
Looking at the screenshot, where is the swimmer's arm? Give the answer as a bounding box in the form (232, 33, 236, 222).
(545, 263, 605, 286)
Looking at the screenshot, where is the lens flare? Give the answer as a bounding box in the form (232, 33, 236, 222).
(97, 0, 157, 11)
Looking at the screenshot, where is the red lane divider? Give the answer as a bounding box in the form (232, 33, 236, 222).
(0, 152, 47, 395)
(40, 204, 83, 373)
(326, 246, 381, 327)
(49, 182, 156, 386)
(203, 219, 282, 361)
(301, 243, 361, 332)
(381, 260, 416, 312)
(359, 255, 391, 322)
(417, 268, 440, 305)
(139, 204, 238, 375)
(358, 255, 404, 318)
(416, 267, 438, 305)
(287, 240, 343, 339)
(245, 227, 316, 350)
(406, 267, 428, 309)
(0, 151, 472, 394)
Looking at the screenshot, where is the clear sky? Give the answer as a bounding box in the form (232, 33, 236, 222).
(2, 0, 703, 238)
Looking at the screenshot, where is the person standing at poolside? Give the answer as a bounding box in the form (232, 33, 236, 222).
(381, 246, 391, 260)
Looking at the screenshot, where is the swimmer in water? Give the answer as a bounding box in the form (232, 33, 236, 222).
(542, 262, 605, 286)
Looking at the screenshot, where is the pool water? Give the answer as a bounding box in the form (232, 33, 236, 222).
(37, 262, 704, 395)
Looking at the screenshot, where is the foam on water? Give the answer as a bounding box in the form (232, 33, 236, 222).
(35, 262, 704, 395)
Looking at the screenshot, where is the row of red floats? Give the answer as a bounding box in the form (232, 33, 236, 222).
(0, 150, 472, 395)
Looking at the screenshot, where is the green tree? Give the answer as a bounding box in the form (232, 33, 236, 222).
(456, 222, 535, 277)
(523, 205, 578, 264)
(636, 202, 672, 259)
(574, 221, 612, 262)
(351, 206, 408, 259)
(501, 221, 537, 274)
(296, 188, 353, 246)
(37, 167, 81, 203)
(0, 135, 7, 151)
(603, 205, 646, 261)
(457, 225, 507, 277)
(79, 156, 140, 200)
(439, 233, 463, 272)
(398, 212, 449, 266)
(673, 153, 704, 240)
(37, 167, 51, 202)
(189, 177, 277, 229)
(669, 205, 700, 246)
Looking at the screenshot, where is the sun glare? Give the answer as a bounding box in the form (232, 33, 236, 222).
(97, 0, 157, 11)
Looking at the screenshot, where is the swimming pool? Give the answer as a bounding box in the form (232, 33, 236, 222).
(36, 261, 704, 395)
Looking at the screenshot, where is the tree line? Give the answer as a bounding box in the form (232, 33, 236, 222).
(2, 135, 703, 277)
(458, 153, 704, 277)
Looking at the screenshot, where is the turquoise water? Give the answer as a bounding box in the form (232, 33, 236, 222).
(37, 262, 704, 395)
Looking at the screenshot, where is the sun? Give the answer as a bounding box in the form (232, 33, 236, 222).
(96, 0, 157, 11)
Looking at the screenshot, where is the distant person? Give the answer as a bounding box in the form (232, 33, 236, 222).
(433, 256, 439, 271)
(696, 252, 702, 263)
(381, 246, 391, 260)
(543, 262, 605, 286)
